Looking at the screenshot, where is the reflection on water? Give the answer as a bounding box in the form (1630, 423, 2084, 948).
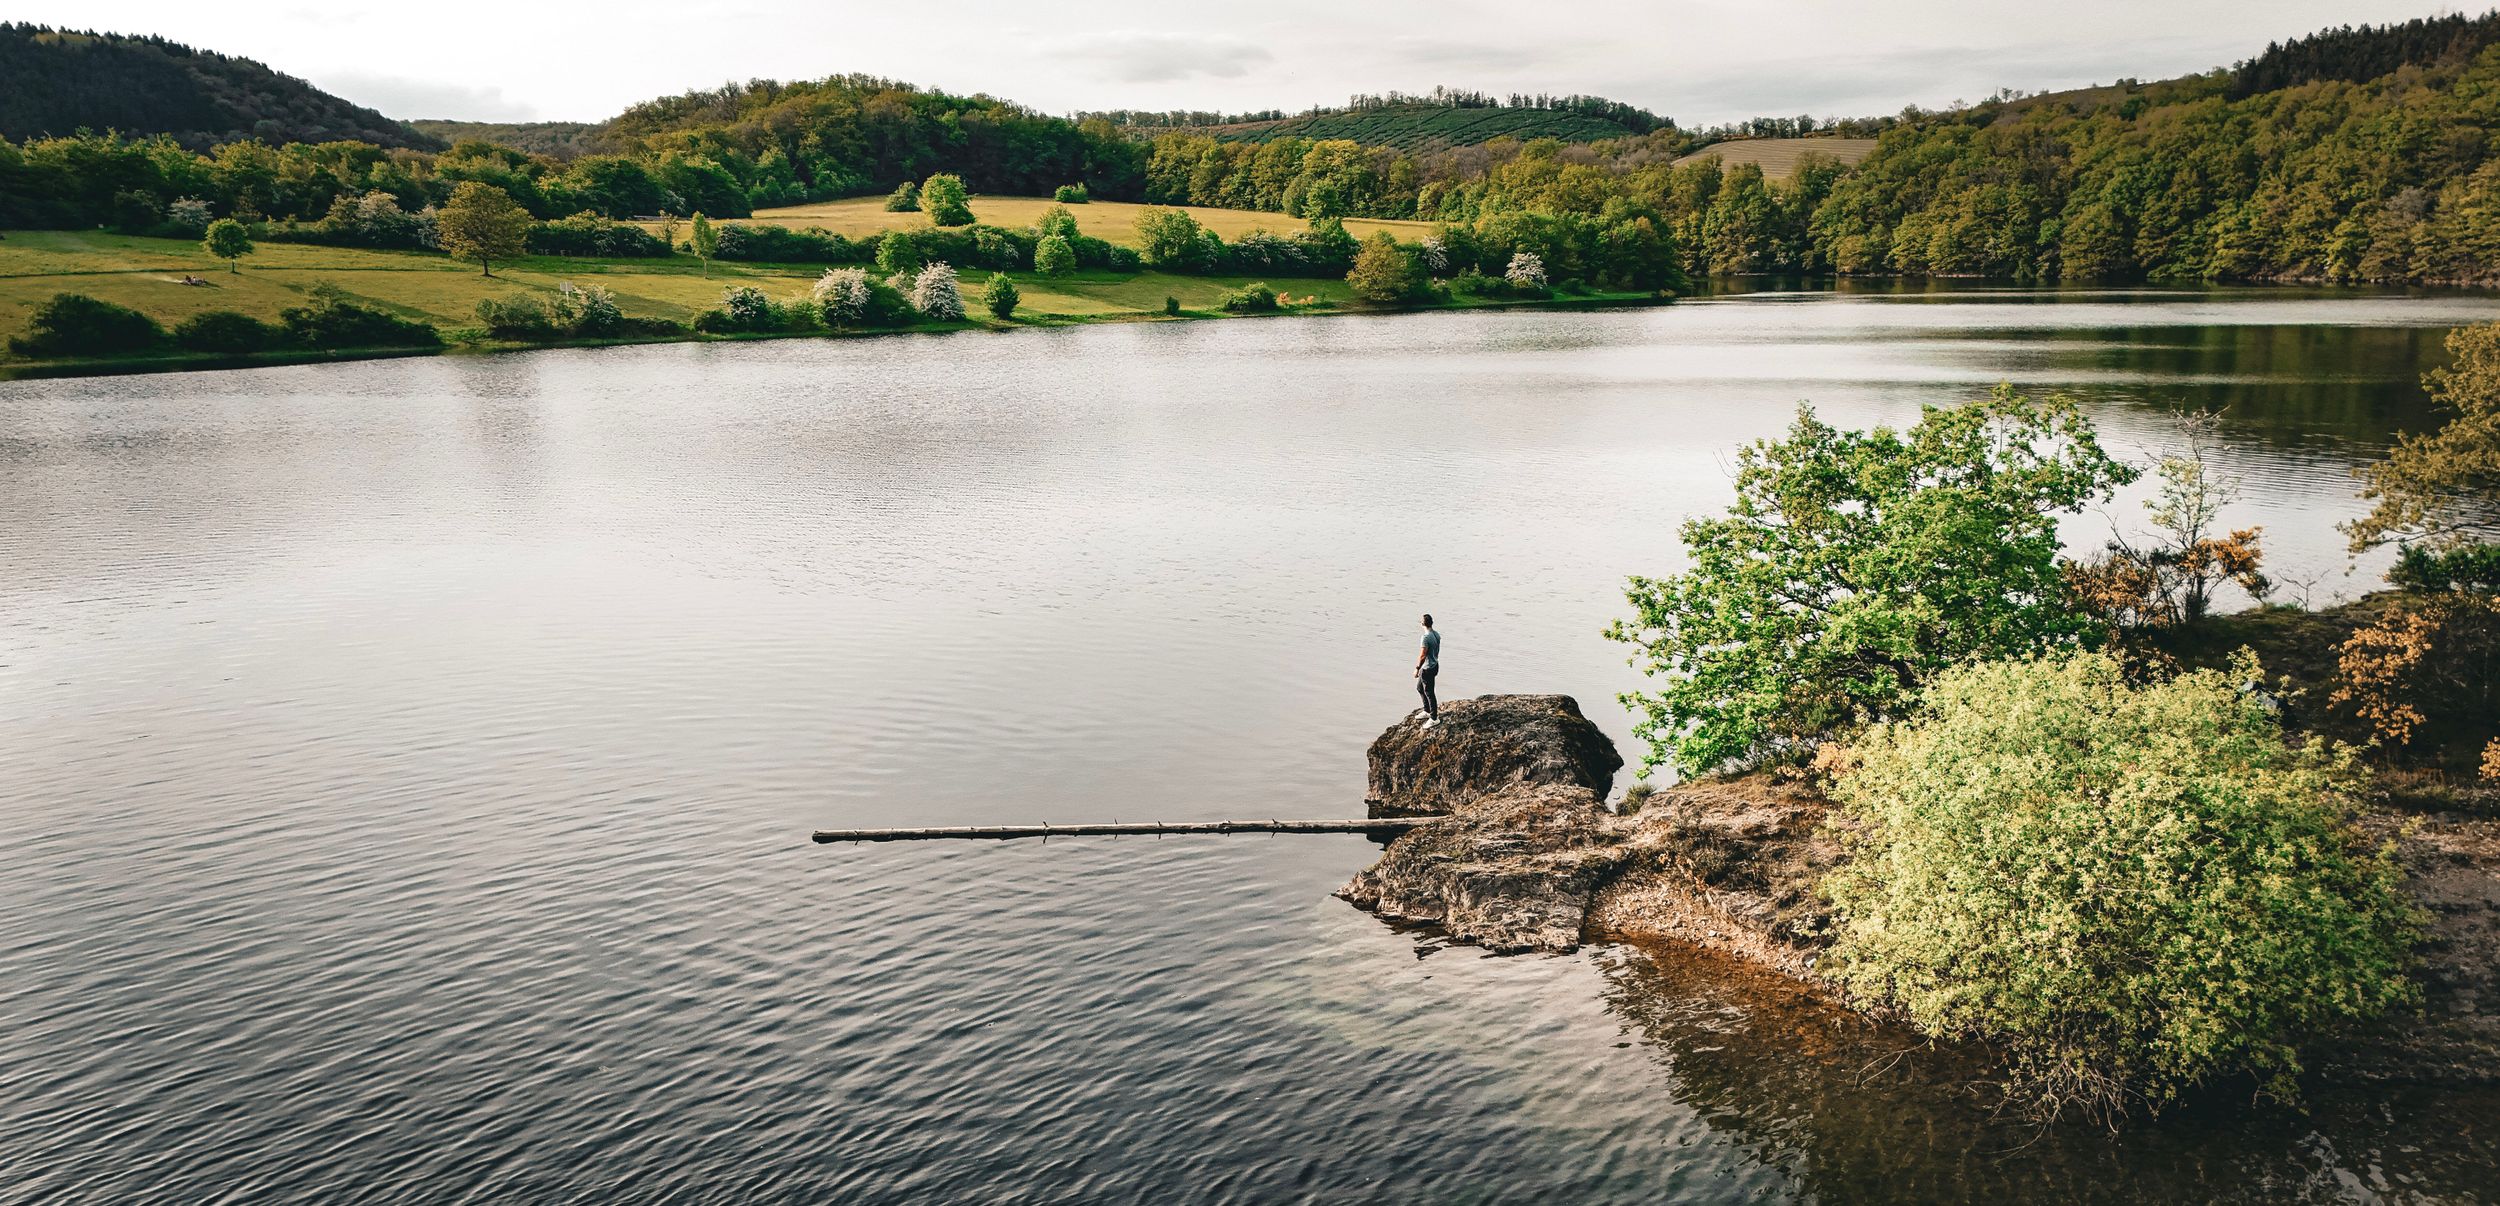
(5, 289, 2498, 1202)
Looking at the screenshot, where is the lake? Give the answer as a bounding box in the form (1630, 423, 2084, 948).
(7, 286, 2500, 1203)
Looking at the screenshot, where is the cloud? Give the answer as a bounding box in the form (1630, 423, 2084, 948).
(314, 72, 541, 121)
(1378, 36, 1534, 73)
(1054, 32, 1275, 84)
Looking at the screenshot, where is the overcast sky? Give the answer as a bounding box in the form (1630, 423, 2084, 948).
(25, 1, 2479, 125)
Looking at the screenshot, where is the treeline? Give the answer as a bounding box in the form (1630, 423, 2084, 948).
(1086, 87, 1668, 136)
(2227, 10, 2500, 97)
(598, 75, 1146, 204)
(0, 72, 1151, 233)
(1140, 35, 2500, 285)
(0, 24, 435, 151)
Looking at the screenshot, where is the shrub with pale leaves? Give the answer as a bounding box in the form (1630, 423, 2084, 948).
(1824, 650, 2420, 1118)
(561, 282, 621, 334)
(815, 267, 873, 325)
(911, 262, 965, 320)
(166, 197, 214, 233)
(1503, 250, 1546, 289)
(1420, 236, 1449, 275)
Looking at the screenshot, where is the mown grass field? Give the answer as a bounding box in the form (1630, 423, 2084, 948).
(721, 195, 1435, 246)
(1672, 137, 1880, 179)
(0, 229, 1388, 359)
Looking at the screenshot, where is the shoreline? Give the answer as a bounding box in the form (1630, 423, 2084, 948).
(0, 289, 1673, 383)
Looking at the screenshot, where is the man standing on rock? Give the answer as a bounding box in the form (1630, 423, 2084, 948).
(1413, 614, 1441, 726)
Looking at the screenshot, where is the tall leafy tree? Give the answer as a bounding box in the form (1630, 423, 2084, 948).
(1607, 387, 2135, 774)
(433, 181, 529, 277)
(202, 217, 252, 273)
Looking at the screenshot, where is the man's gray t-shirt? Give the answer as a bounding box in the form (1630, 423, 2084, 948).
(1420, 629, 1440, 670)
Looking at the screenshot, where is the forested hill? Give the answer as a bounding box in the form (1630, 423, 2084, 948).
(0, 24, 438, 151)
(2228, 10, 2500, 96)
(406, 120, 601, 159)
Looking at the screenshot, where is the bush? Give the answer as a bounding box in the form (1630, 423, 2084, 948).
(694, 285, 786, 334)
(1347, 232, 1426, 302)
(1053, 183, 1089, 204)
(1136, 207, 1214, 270)
(1034, 205, 1079, 239)
(876, 228, 934, 276)
(1606, 388, 2135, 775)
(1163, 296, 1180, 316)
(564, 282, 622, 335)
(165, 197, 214, 234)
(1034, 234, 1076, 276)
(981, 274, 1020, 319)
(7, 293, 165, 357)
(1824, 650, 2420, 1116)
(884, 181, 920, 212)
(476, 294, 562, 340)
(1220, 282, 1279, 313)
(920, 173, 974, 227)
(713, 223, 859, 263)
(281, 285, 441, 349)
(2390, 542, 2500, 594)
(529, 211, 671, 257)
(1504, 250, 1548, 289)
(172, 310, 280, 354)
(910, 262, 966, 320)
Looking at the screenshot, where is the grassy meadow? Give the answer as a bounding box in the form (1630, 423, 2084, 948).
(1671, 137, 1879, 179)
(716, 195, 1435, 246)
(0, 227, 1414, 370)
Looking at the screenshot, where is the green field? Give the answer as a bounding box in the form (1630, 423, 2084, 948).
(721, 195, 1434, 246)
(0, 229, 1412, 367)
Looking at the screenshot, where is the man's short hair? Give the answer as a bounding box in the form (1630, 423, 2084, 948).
(1422, 614, 1434, 627)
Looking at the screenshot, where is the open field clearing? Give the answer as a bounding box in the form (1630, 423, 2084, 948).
(722, 195, 1436, 246)
(0, 229, 1393, 355)
(1673, 137, 1880, 178)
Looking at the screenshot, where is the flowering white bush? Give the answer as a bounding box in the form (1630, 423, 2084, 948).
(1503, 250, 1546, 289)
(1419, 236, 1449, 275)
(814, 267, 873, 324)
(165, 197, 214, 233)
(911, 262, 965, 320)
(560, 282, 621, 334)
(722, 285, 775, 328)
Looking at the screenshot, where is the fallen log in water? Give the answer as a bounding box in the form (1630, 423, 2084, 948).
(811, 817, 1440, 843)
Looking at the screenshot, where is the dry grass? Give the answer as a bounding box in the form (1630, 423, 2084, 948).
(1673, 137, 1880, 179)
(714, 195, 1436, 247)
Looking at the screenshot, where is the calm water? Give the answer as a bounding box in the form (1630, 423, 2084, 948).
(7, 287, 2500, 1203)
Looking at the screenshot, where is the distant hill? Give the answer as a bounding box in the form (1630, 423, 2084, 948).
(0, 24, 439, 151)
(1183, 104, 1647, 151)
(408, 119, 602, 159)
(1674, 137, 1880, 179)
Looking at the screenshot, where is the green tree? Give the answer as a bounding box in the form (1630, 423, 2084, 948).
(920, 173, 974, 226)
(433, 181, 530, 277)
(1824, 650, 2420, 1117)
(1033, 205, 1079, 239)
(2347, 321, 2500, 550)
(1606, 387, 2135, 775)
(1134, 207, 1210, 269)
(689, 212, 719, 277)
(1033, 234, 1076, 276)
(1345, 232, 1423, 302)
(884, 181, 920, 212)
(202, 217, 253, 273)
(981, 273, 1020, 319)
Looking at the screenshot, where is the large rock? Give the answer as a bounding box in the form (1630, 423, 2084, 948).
(1366, 694, 1622, 817)
(1337, 783, 1622, 953)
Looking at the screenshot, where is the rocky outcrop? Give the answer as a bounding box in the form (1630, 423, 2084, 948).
(1338, 783, 1622, 952)
(1342, 695, 1833, 962)
(1365, 694, 1622, 817)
